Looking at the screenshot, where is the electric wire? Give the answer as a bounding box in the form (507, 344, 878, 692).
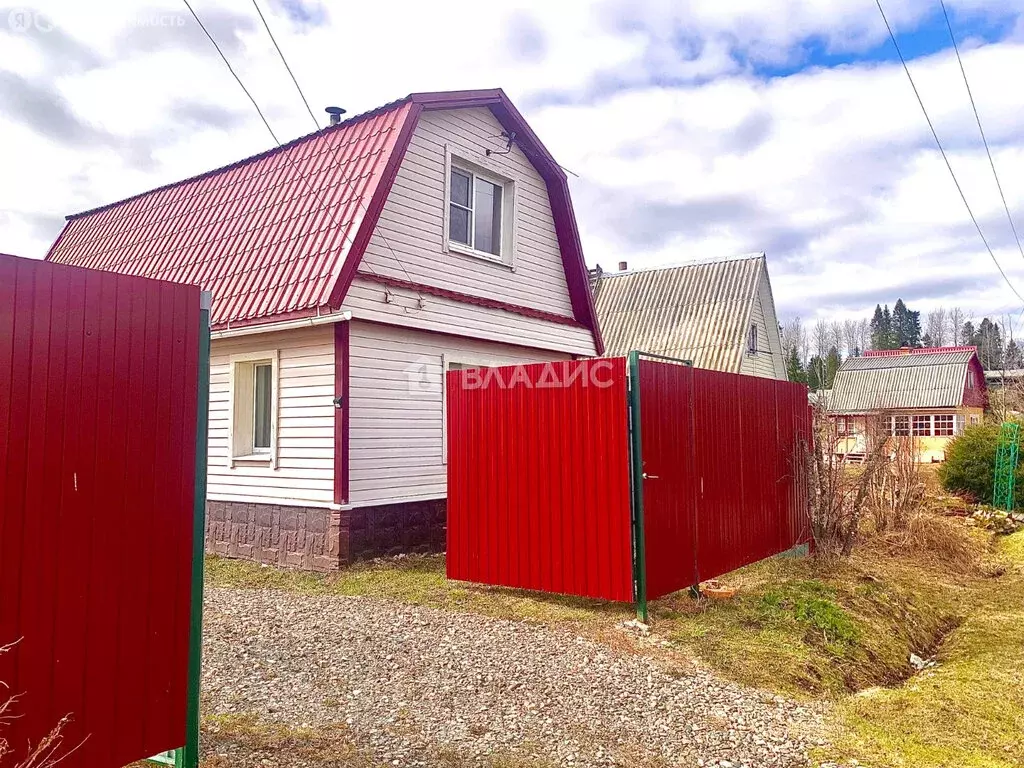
(875, 0, 1024, 305)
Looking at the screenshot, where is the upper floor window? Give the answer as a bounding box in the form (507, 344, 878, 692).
(747, 323, 758, 354)
(449, 166, 503, 257)
(444, 147, 516, 268)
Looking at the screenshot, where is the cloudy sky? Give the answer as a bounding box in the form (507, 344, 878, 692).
(2, 0, 1024, 326)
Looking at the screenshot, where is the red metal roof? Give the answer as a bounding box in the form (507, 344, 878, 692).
(47, 100, 413, 328)
(44, 89, 602, 349)
(863, 346, 978, 358)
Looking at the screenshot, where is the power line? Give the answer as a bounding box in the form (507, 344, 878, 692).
(939, 0, 1024, 265)
(874, 0, 1024, 305)
(249, 0, 419, 293)
(182, 0, 401, 292)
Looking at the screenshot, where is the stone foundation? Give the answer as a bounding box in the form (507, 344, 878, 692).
(205, 498, 446, 570)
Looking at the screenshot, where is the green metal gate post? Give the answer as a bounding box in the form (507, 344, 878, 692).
(183, 292, 211, 768)
(627, 351, 648, 623)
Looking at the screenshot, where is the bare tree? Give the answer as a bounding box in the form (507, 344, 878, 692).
(813, 318, 830, 359)
(949, 307, 966, 345)
(781, 317, 805, 361)
(857, 318, 870, 354)
(843, 319, 860, 357)
(926, 307, 948, 346)
(829, 320, 844, 356)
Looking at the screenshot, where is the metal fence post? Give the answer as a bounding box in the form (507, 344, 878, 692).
(182, 292, 211, 768)
(627, 351, 648, 623)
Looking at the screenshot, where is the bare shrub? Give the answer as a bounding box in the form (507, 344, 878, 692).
(867, 436, 925, 533)
(803, 407, 892, 560)
(0, 640, 79, 768)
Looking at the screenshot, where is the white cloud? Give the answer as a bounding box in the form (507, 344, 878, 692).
(2, 0, 1024, 328)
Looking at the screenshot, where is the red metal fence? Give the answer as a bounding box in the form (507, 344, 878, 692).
(0, 254, 203, 767)
(447, 359, 633, 601)
(446, 353, 811, 611)
(637, 361, 811, 601)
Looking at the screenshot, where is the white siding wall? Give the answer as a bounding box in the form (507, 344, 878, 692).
(348, 320, 566, 506)
(347, 106, 598, 358)
(208, 325, 336, 506)
(739, 273, 788, 380)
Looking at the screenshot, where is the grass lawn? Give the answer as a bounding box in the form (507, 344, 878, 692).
(206, 521, 1024, 768)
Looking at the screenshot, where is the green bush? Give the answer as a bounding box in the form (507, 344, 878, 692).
(939, 423, 1024, 508)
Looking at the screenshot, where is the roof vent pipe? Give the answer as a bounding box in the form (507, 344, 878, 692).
(325, 106, 347, 126)
(618, 260, 628, 271)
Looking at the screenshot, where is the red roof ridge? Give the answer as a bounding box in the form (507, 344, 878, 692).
(863, 345, 977, 357)
(66, 95, 414, 222)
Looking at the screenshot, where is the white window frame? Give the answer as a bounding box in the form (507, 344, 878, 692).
(912, 414, 932, 437)
(891, 415, 910, 437)
(228, 350, 280, 467)
(443, 144, 517, 270)
(933, 414, 955, 437)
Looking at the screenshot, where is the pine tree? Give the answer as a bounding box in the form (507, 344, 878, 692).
(921, 333, 933, 348)
(870, 305, 892, 350)
(976, 318, 1004, 370)
(825, 347, 842, 388)
(785, 347, 807, 384)
(962, 320, 976, 347)
(892, 299, 922, 347)
(807, 354, 824, 391)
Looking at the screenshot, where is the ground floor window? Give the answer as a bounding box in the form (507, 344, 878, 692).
(886, 413, 961, 438)
(933, 414, 955, 436)
(891, 415, 910, 437)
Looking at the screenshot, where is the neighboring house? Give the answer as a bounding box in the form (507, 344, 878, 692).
(829, 346, 987, 462)
(46, 88, 603, 570)
(590, 253, 787, 380)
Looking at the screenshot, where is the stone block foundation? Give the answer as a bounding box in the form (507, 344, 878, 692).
(205, 498, 446, 570)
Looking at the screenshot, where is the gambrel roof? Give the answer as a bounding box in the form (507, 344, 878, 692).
(45, 89, 601, 348)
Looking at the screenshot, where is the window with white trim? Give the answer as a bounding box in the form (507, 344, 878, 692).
(230, 351, 278, 464)
(970, 414, 980, 425)
(912, 415, 931, 437)
(444, 148, 516, 267)
(891, 415, 910, 437)
(933, 414, 954, 436)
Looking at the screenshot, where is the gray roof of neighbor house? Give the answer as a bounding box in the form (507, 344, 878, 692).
(829, 349, 976, 413)
(591, 254, 766, 372)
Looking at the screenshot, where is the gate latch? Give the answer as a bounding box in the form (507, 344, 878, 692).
(642, 472, 659, 480)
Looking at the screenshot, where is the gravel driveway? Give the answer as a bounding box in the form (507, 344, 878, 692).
(201, 587, 824, 767)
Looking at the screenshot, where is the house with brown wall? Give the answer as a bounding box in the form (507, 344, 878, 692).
(46, 88, 603, 570)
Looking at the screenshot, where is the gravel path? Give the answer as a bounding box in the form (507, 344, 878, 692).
(201, 587, 824, 767)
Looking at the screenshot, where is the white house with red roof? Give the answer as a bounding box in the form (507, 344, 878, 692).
(47, 89, 603, 570)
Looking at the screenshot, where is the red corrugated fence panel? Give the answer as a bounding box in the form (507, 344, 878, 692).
(446, 359, 633, 602)
(0, 254, 199, 767)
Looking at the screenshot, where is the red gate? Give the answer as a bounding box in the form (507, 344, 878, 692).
(0, 254, 208, 767)
(634, 357, 811, 604)
(447, 352, 811, 613)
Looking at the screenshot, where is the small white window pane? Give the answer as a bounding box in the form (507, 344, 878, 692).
(450, 168, 471, 207)
(253, 363, 273, 451)
(473, 179, 502, 256)
(449, 205, 470, 245)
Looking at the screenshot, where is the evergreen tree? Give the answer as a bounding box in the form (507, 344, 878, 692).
(976, 318, 1004, 370)
(921, 332, 933, 348)
(807, 354, 824, 391)
(1006, 339, 1023, 370)
(892, 298, 922, 347)
(869, 304, 896, 350)
(962, 320, 976, 347)
(785, 347, 807, 384)
(825, 346, 842, 387)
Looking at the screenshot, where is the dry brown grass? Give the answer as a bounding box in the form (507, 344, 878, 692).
(863, 510, 987, 574)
